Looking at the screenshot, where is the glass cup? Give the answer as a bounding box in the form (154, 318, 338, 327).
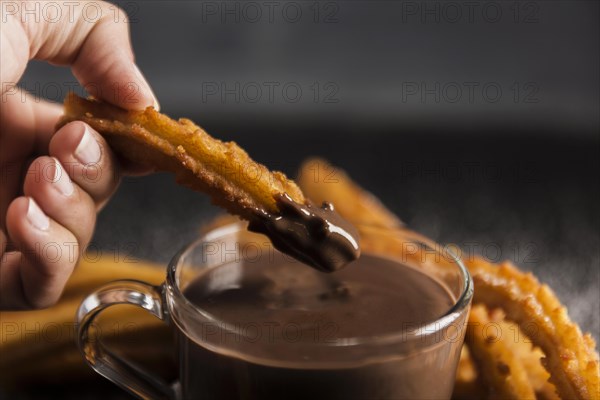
(76, 223, 473, 399)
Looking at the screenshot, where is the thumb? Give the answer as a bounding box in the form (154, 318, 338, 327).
(3, 1, 158, 110)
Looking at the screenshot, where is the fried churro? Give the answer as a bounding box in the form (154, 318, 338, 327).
(467, 305, 536, 399)
(58, 94, 359, 272)
(59, 95, 304, 217)
(466, 258, 599, 400)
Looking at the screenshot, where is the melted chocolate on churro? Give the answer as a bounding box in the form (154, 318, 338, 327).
(248, 194, 360, 272)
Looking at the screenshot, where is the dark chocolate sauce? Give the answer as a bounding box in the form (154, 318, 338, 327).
(247, 193, 360, 272)
(178, 254, 460, 399)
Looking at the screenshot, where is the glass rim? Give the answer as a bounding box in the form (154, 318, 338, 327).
(166, 222, 474, 348)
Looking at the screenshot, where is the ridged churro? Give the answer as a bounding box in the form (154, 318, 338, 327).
(467, 258, 599, 400)
(59, 93, 303, 218)
(466, 305, 536, 399)
(58, 94, 360, 272)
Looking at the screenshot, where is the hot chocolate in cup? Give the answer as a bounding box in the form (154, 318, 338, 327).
(77, 223, 473, 400)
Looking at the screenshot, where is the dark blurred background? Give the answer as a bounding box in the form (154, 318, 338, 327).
(11, 0, 599, 394)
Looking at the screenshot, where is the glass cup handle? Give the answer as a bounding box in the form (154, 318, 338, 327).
(76, 280, 175, 400)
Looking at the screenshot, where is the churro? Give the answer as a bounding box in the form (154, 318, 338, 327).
(58, 94, 360, 272)
(466, 304, 536, 399)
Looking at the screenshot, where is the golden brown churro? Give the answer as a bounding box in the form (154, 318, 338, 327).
(466, 305, 536, 399)
(499, 316, 558, 400)
(58, 95, 360, 272)
(466, 257, 600, 400)
(59, 93, 303, 218)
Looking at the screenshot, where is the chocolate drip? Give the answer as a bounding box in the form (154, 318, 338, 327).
(248, 193, 361, 272)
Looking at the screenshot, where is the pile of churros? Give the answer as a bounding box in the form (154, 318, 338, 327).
(297, 158, 599, 400)
(1, 95, 598, 399)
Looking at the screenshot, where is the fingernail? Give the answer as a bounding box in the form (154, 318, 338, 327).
(133, 64, 160, 111)
(74, 124, 101, 165)
(153, 97, 161, 111)
(50, 158, 74, 197)
(27, 198, 50, 231)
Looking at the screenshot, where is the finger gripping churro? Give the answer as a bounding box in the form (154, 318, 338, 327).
(58, 94, 360, 272)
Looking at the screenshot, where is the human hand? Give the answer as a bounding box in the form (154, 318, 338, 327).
(0, 1, 158, 309)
